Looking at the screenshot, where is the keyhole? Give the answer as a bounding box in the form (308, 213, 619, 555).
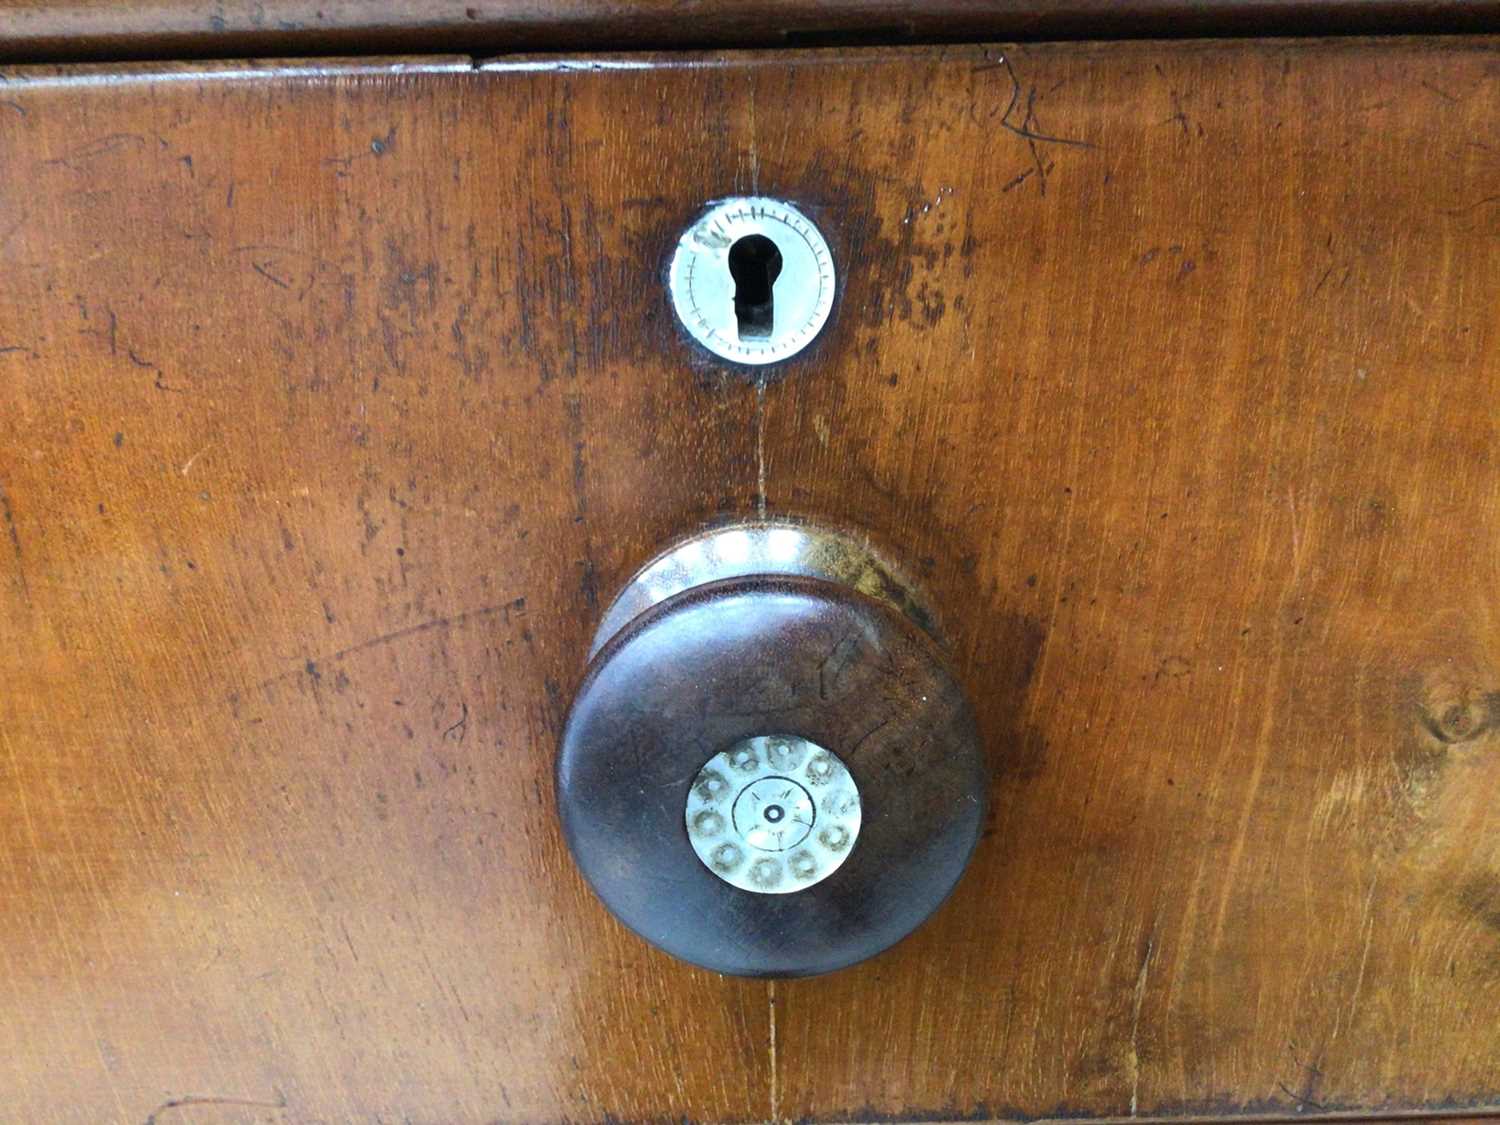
(727, 234, 783, 340)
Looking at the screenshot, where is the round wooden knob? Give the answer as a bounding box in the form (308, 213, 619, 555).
(556, 523, 984, 978)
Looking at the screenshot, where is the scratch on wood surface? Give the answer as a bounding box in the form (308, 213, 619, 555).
(1348, 875, 1378, 1030)
(249, 598, 524, 693)
(1286, 483, 1305, 580)
(1310, 765, 1370, 839)
(974, 51, 1094, 196)
(756, 376, 768, 519)
(1439, 192, 1500, 216)
(1128, 936, 1155, 1116)
(1211, 452, 1307, 950)
(768, 979, 779, 1124)
(180, 444, 212, 475)
(0, 479, 28, 599)
(143, 1092, 286, 1123)
(42, 131, 145, 171)
(747, 70, 759, 194)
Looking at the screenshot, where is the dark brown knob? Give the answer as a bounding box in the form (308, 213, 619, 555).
(556, 522, 984, 978)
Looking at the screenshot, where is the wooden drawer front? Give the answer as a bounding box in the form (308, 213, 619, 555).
(1, 38, 1498, 1123)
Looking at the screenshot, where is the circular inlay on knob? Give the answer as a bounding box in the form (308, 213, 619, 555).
(556, 520, 985, 978)
(685, 734, 861, 893)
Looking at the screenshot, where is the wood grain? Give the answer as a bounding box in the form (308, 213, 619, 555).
(3, 0, 1500, 64)
(759, 39, 1500, 1122)
(0, 53, 772, 1125)
(1, 37, 1498, 1124)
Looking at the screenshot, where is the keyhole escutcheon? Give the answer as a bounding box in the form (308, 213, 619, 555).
(668, 196, 834, 365)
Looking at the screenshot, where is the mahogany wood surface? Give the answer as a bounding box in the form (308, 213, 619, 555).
(1, 36, 1499, 1124)
(2, 0, 1500, 64)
